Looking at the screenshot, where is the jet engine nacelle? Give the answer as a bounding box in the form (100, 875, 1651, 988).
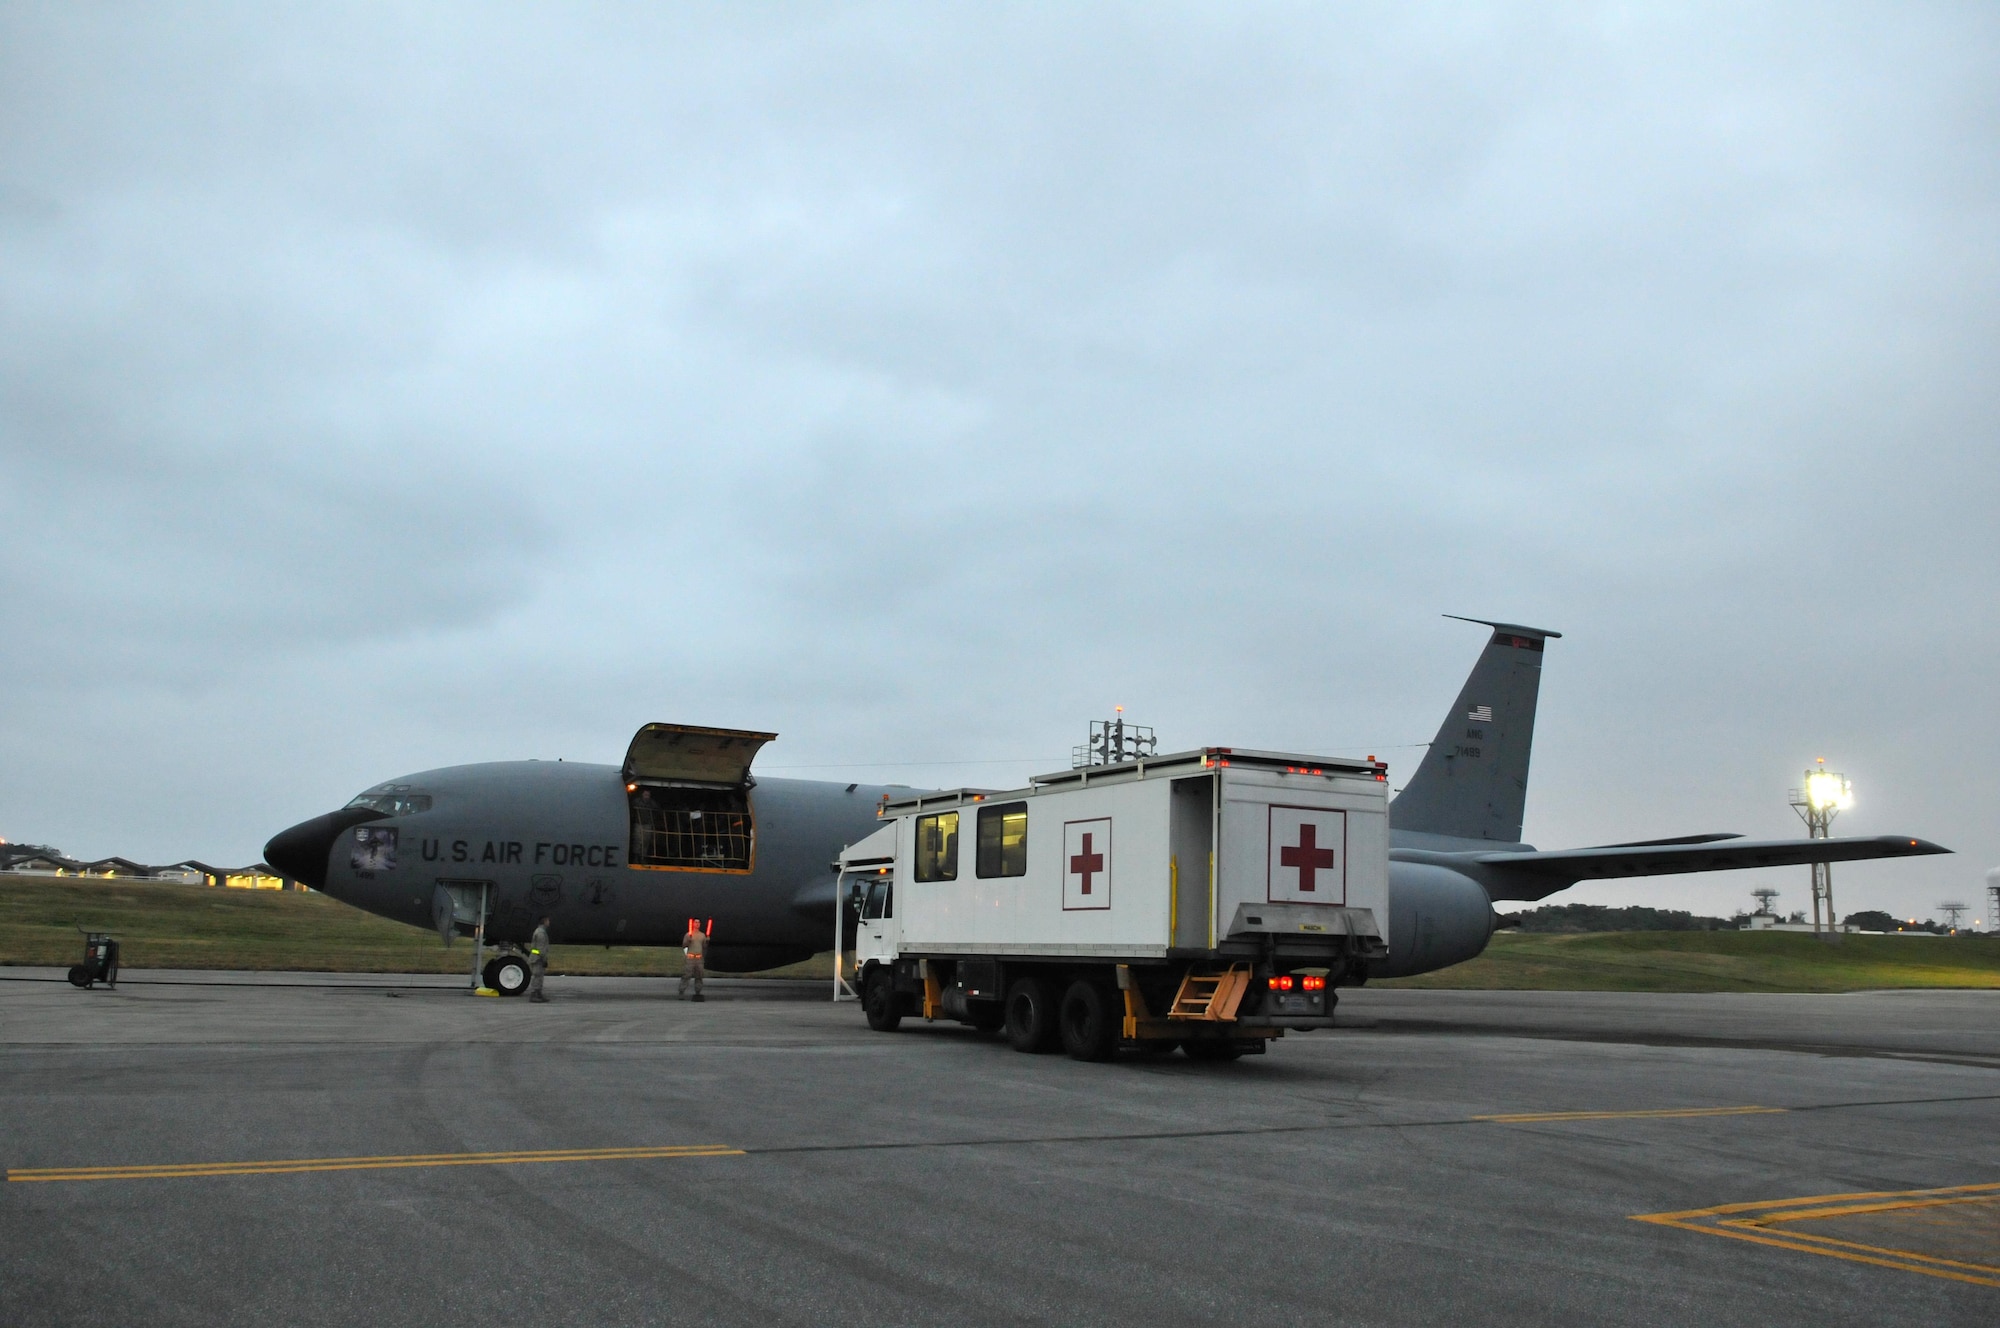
(1376, 863, 1498, 979)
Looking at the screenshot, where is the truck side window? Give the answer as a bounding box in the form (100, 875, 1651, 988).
(862, 879, 890, 920)
(914, 812, 959, 882)
(975, 802, 1028, 878)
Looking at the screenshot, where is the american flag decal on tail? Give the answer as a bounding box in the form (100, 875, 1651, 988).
(1467, 705, 1493, 723)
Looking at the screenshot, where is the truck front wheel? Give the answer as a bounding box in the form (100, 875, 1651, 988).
(1004, 976, 1059, 1053)
(864, 969, 903, 1032)
(1059, 978, 1118, 1062)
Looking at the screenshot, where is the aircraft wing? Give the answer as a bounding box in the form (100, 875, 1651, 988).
(1464, 834, 1951, 902)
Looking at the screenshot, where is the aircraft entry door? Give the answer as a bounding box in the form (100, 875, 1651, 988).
(432, 880, 492, 989)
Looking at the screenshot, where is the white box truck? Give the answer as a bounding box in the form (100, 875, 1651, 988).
(836, 746, 1391, 1061)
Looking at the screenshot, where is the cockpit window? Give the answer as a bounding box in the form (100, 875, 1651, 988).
(344, 789, 433, 817)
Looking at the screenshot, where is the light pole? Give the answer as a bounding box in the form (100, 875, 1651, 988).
(1789, 759, 1852, 937)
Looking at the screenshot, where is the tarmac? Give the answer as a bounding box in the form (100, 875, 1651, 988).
(2, 968, 1996, 1326)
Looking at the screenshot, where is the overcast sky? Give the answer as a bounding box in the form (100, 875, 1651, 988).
(3, 3, 1995, 924)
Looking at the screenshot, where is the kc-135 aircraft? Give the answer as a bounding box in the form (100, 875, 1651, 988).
(265, 618, 1948, 991)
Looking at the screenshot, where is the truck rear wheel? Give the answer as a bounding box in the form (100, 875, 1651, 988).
(864, 969, 903, 1032)
(1004, 976, 1059, 1053)
(1058, 978, 1118, 1062)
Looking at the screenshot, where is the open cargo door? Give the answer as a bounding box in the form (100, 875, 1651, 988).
(623, 724, 775, 874)
(623, 724, 776, 788)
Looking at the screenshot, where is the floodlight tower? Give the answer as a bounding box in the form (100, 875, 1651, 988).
(1986, 867, 1999, 934)
(1788, 759, 1853, 936)
(1938, 902, 1968, 932)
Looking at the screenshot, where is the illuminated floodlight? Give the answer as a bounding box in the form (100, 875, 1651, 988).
(1805, 769, 1853, 812)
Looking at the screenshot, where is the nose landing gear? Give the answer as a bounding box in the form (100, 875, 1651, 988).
(482, 954, 531, 997)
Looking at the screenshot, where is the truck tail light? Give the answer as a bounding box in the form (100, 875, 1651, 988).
(1269, 975, 1294, 991)
(1302, 975, 1326, 992)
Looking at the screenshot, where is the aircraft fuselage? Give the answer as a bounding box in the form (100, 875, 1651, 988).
(272, 760, 908, 972)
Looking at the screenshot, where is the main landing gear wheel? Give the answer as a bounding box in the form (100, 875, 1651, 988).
(486, 955, 531, 997)
(863, 969, 903, 1032)
(1004, 976, 1060, 1053)
(1058, 979, 1119, 1062)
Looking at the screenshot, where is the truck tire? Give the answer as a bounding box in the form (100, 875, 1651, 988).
(1004, 976, 1059, 1053)
(1059, 978, 1118, 1062)
(864, 969, 903, 1032)
(489, 955, 531, 997)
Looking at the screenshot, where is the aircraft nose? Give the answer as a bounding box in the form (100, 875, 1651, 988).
(264, 808, 385, 891)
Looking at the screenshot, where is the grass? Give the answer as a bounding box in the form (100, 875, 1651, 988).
(1376, 929, 2000, 993)
(0, 878, 828, 978)
(6, 879, 1997, 991)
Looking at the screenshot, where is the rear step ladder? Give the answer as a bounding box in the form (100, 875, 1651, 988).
(1168, 965, 1252, 1021)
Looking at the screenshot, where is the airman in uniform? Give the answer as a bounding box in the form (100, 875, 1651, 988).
(679, 922, 706, 1002)
(528, 916, 552, 1003)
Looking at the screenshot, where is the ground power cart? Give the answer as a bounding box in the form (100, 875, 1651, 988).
(67, 931, 120, 989)
(836, 746, 1391, 1061)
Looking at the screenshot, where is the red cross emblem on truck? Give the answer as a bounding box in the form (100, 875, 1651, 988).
(1070, 834, 1104, 895)
(1063, 817, 1112, 910)
(1280, 823, 1335, 892)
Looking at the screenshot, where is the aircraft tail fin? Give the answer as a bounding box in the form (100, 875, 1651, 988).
(1389, 617, 1560, 844)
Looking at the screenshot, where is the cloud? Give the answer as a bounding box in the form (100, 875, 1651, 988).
(0, 3, 1994, 920)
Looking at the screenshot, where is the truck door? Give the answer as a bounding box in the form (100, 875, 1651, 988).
(1170, 776, 1216, 950)
(857, 874, 896, 966)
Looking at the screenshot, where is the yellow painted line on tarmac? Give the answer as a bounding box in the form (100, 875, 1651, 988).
(1633, 1182, 2000, 1289)
(8, 1143, 743, 1184)
(1474, 1105, 1787, 1124)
